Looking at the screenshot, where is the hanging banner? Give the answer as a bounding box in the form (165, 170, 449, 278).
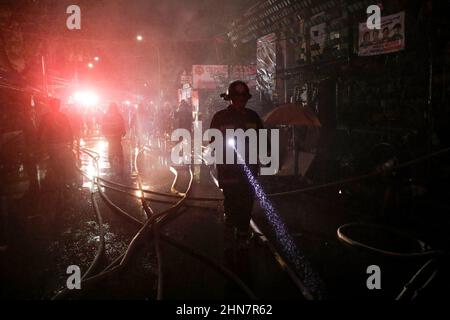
(192, 65, 228, 89)
(358, 11, 405, 56)
(256, 33, 277, 95)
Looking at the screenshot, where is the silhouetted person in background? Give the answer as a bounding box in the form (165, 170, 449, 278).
(37, 98, 75, 187)
(177, 100, 192, 132)
(19, 94, 39, 194)
(66, 107, 83, 163)
(102, 102, 126, 175)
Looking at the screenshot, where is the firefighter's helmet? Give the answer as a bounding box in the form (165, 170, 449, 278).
(220, 80, 252, 101)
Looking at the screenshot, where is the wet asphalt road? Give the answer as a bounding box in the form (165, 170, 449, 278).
(0, 136, 304, 299)
(2, 135, 447, 300)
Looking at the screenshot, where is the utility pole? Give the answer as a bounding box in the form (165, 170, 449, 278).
(157, 46, 161, 102)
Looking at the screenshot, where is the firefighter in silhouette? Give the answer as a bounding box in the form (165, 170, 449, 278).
(19, 94, 39, 194)
(177, 100, 192, 133)
(37, 98, 75, 187)
(66, 106, 83, 163)
(210, 81, 264, 245)
(102, 102, 126, 175)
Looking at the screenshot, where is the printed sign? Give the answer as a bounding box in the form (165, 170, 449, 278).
(192, 65, 228, 89)
(358, 11, 405, 56)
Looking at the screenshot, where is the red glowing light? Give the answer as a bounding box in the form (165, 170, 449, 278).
(72, 91, 99, 106)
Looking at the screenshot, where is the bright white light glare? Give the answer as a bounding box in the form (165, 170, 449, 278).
(82, 180, 94, 189)
(227, 138, 235, 147)
(94, 56, 100, 61)
(96, 140, 108, 154)
(338, 190, 342, 195)
(86, 161, 97, 179)
(73, 91, 99, 106)
(136, 35, 143, 41)
(87, 62, 94, 69)
(135, 190, 143, 198)
(125, 100, 131, 105)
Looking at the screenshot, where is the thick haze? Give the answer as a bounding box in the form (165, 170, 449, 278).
(73, 0, 252, 42)
(1, 0, 256, 99)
